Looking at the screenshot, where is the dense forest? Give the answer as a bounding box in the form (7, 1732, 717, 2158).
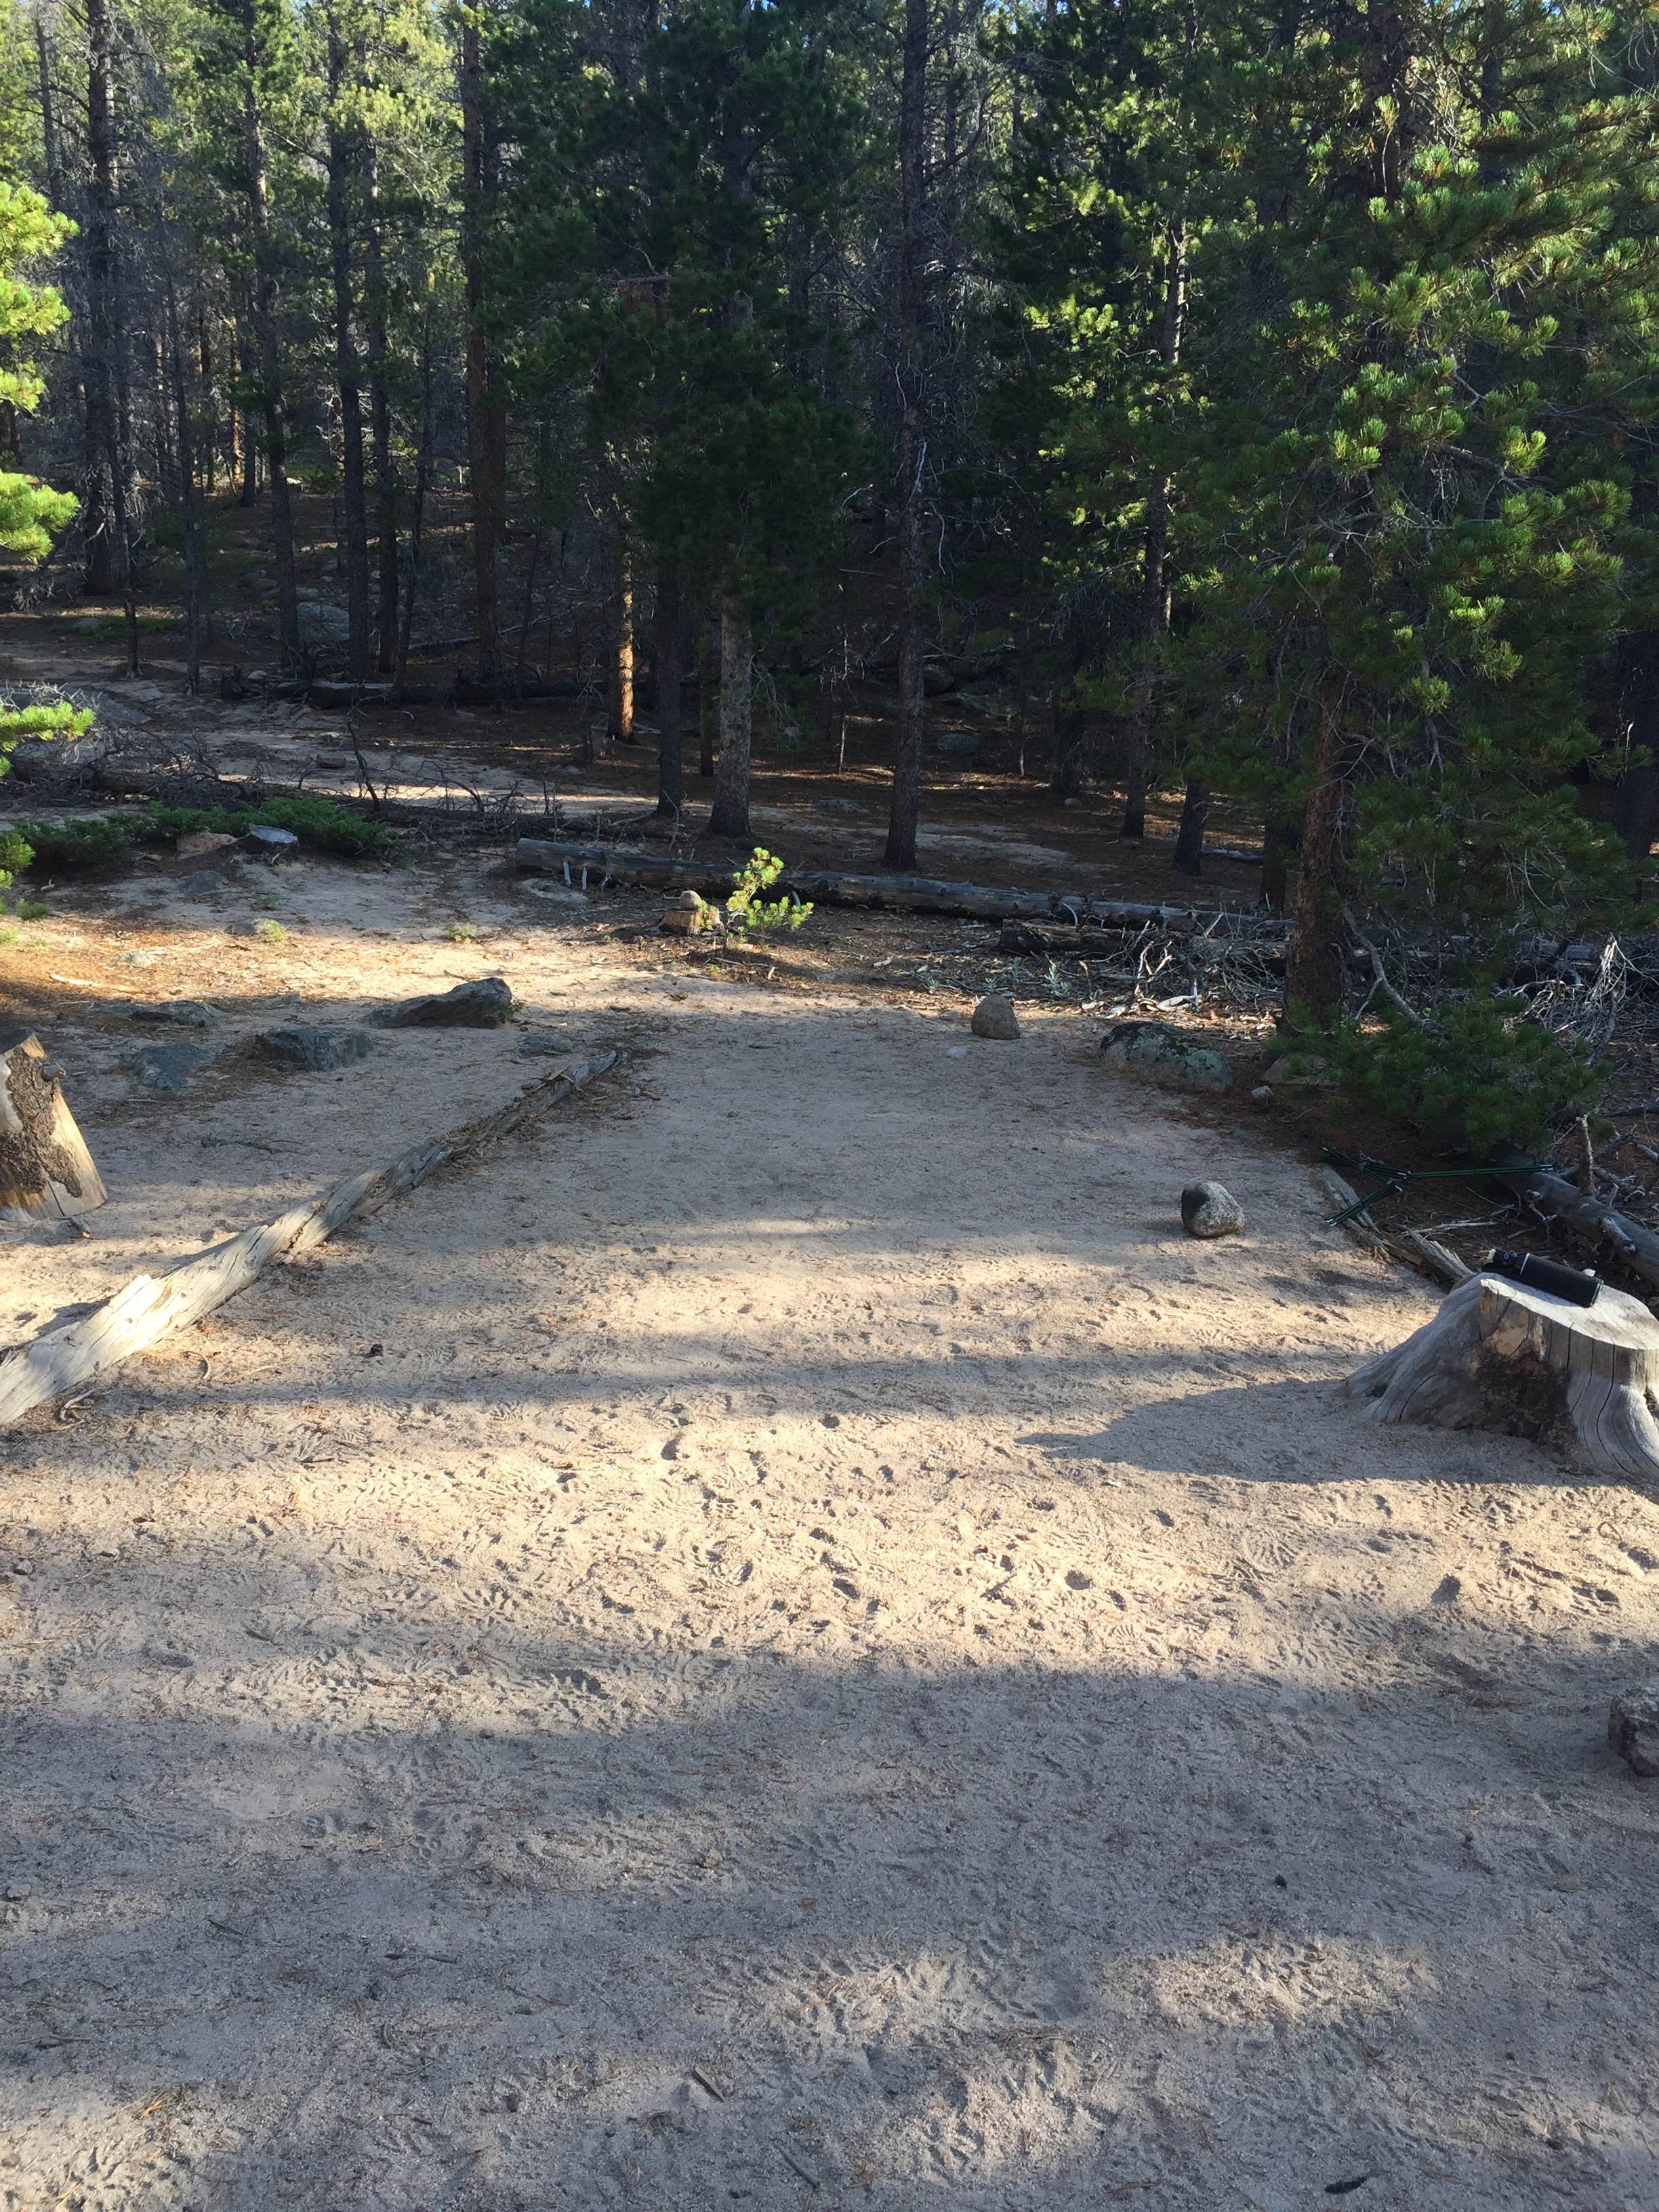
(3, 0, 1659, 1145)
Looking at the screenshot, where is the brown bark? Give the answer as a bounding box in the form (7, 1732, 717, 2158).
(241, 0, 300, 670)
(81, 0, 117, 598)
(1283, 682, 1349, 1025)
(325, 8, 370, 680)
(1171, 777, 1209, 876)
(461, 15, 499, 690)
(1120, 219, 1187, 840)
(709, 596, 752, 840)
(0, 1029, 107, 1221)
(655, 566, 683, 819)
(364, 148, 398, 672)
(884, 0, 930, 872)
(609, 535, 635, 745)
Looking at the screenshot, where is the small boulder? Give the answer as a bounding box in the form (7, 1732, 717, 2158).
(1609, 1682, 1659, 1778)
(1181, 1181, 1246, 1239)
(371, 976, 514, 1029)
(1101, 1019, 1232, 1094)
(661, 890, 716, 936)
(132, 1000, 220, 1029)
(180, 869, 226, 899)
(935, 731, 979, 759)
(971, 993, 1021, 1040)
(134, 1041, 219, 1093)
(243, 824, 300, 859)
(253, 1025, 377, 1071)
(519, 1027, 580, 1059)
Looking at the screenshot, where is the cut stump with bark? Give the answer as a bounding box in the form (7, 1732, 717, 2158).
(1343, 1270, 1659, 1483)
(0, 1028, 107, 1221)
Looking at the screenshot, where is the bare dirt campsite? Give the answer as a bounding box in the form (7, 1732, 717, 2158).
(0, 672, 1656, 2212)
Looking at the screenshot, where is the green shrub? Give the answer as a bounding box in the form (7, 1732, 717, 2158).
(0, 825, 29, 893)
(1321, 994, 1601, 1157)
(253, 918, 288, 943)
(143, 795, 394, 860)
(9, 813, 142, 874)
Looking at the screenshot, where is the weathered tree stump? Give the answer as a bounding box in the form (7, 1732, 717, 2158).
(1343, 1270, 1659, 1482)
(0, 1027, 106, 1221)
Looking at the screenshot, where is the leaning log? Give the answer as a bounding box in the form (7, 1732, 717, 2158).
(1318, 1168, 1470, 1290)
(1344, 1269, 1659, 1483)
(0, 1028, 107, 1221)
(0, 1048, 616, 1427)
(516, 836, 1279, 931)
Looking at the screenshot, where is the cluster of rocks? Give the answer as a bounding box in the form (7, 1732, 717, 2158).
(128, 977, 520, 1095)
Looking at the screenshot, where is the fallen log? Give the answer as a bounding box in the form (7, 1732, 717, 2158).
(516, 836, 1279, 930)
(1490, 1145, 1659, 1294)
(0, 1048, 617, 1428)
(0, 1029, 108, 1221)
(1344, 1268, 1659, 1483)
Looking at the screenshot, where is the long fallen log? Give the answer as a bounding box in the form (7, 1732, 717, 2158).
(0, 1048, 617, 1428)
(1490, 1149, 1659, 1294)
(516, 836, 1281, 932)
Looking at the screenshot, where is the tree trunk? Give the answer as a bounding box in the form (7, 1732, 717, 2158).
(392, 321, 436, 703)
(81, 0, 117, 599)
(163, 273, 202, 693)
(1119, 218, 1187, 840)
(0, 1029, 107, 1221)
(609, 533, 635, 745)
(884, 0, 930, 873)
(698, 622, 716, 777)
(655, 565, 682, 819)
(325, 10, 370, 682)
(35, 13, 60, 208)
(461, 14, 499, 691)
(1283, 680, 1349, 1025)
(1261, 806, 1296, 915)
(365, 169, 398, 672)
(709, 596, 752, 840)
(241, 0, 300, 670)
(1172, 777, 1209, 876)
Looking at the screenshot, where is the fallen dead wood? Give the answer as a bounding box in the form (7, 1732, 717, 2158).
(517, 836, 1282, 930)
(0, 1048, 617, 1428)
(1319, 1168, 1472, 1291)
(0, 1029, 107, 1221)
(1489, 1151, 1659, 1294)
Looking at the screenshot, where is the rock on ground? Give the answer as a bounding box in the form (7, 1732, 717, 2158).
(131, 1000, 220, 1029)
(371, 977, 514, 1029)
(1101, 1019, 1233, 1094)
(518, 1027, 581, 1059)
(1181, 1180, 1246, 1238)
(253, 1025, 378, 1071)
(1610, 1681, 1659, 1776)
(133, 1041, 219, 1092)
(971, 992, 1021, 1040)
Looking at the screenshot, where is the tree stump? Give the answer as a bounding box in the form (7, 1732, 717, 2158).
(1344, 1270, 1659, 1482)
(0, 1028, 107, 1221)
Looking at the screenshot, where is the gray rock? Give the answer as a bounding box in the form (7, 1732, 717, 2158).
(8, 729, 110, 782)
(817, 796, 865, 815)
(970, 993, 1021, 1040)
(520, 881, 588, 909)
(935, 731, 979, 758)
(132, 1000, 221, 1029)
(244, 824, 300, 856)
(1101, 1019, 1233, 1094)
(180, 869, 226, 899)
(134, 1041, 219, 1092)
(519, 1027, 580, 1059)
(371, 976, 514, 1029)
(1181, 1181, 1246, 1239)
(294, 602, 352, 649)
(254, 1025, 377, 1071)
(1610, 1681, 1659, 1777)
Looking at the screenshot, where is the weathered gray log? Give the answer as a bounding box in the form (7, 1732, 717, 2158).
(0, 1028, 107, 1221)
(1343, 1269, 1659, 1482)
(517, 836, 1277, 930)
(1489, 1147, 1659, 1293)
(0, 1048, 616, 1427)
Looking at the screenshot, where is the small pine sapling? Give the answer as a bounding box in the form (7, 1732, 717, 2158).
(725, 847, 811, 934)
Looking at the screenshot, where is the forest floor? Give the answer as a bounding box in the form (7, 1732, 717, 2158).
(3, 647, 1659, 2208)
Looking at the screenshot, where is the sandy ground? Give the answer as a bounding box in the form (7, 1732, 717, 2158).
(4, 848, 1659, 2211)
